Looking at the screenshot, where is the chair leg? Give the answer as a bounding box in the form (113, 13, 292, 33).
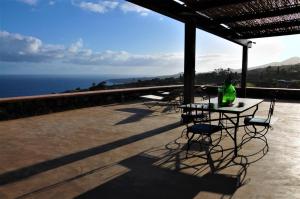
(186, 132, 195, 157)
(181, 127, 187, 138)
(241, 125, 270, 156)
(244, 125, 269, 139)
(207, 136, 212, 163)
(208, 133, 224, 163)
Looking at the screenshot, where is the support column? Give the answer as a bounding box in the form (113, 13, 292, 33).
(241, 45, 248, 98)
(183, 21, 196, 104)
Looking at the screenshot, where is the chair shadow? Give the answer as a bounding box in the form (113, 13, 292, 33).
(15, 132, 268, 199)
(0, 121, 181, 186)
(115, 108, 154, 125)
(75, 154, 240, 199)
(75, 131, 269, 199)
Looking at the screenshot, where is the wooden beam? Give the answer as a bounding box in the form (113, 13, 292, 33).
(216, 6, 300, 23)
(241, 45, 248, 98)
(184, 20, 196, 104)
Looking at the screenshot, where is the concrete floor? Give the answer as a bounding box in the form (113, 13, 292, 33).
(0, 99, 299, 199)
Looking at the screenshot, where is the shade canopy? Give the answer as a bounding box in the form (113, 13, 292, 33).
(128, 0, 300, 46)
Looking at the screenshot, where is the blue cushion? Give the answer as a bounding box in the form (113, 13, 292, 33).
(181, 113, 207, 124)
(187, 123, 222, 135)
(244, 116, 270, 126)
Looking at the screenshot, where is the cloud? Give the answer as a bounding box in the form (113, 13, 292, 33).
(119, 2, 150, 16)
(73, 1, 150, 16)
(68, 51, 183, 67)
(249, 37, 285, 67)
(0, 31, 64, 62)
(196, 53, 241, 72)
(73, 0, 119, 13)
(68, 38, 83, 53)
(0, 31, 182, 67)
(17, 0, 38, 5)
(0, 30, 243, 74)
(49, 1, 55, 5)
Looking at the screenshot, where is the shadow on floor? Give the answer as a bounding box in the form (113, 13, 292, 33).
(75, 155, 239, 199)
(16, 132, 269, 198)
(0, 121, 181, 186)
(115, 108, 154, 125)
(75, 132, 270, 199)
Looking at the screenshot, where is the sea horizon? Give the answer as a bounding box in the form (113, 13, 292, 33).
(0, 74, 142, 98)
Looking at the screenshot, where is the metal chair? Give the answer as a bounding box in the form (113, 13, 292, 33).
(243, 97, 276, 138)
(180, 86, 209, 136)
(185, 96, 223, 161)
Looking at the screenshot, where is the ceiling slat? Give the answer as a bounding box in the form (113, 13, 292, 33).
(184, 0, 256, 11)
(233, 19, 300, 32)
(238, 29, 300, 39)
(215, 6, 300, 23)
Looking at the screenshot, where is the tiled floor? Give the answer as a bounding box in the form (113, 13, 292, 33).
(0, 100, 299, 198)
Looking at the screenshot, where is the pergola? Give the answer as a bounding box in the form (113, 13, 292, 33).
(128, 0, 300, 103)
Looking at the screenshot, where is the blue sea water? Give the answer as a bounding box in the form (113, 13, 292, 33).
(0, 74, 127, 98)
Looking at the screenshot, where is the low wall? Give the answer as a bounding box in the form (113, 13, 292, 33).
(0, 85, 183, 120)
(0, 85, 298, 120)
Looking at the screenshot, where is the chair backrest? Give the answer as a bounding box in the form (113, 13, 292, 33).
(207, 94, 212, 124)
(181, 103, 197, 127)
(267, 90, 277, 120)
(196, 86, 209, 101)
(197, 88, 212, 124)
(181, 86, 213, 125)
(267, 98, 276, 120)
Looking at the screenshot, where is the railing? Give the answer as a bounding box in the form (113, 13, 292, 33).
(0, 85, 298, 120)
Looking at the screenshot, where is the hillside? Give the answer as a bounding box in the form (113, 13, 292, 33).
(106, 73, 183, 85)
(65, 58, 300, 93)
(248, 57, 300, 71)
(247, 63, 300, 87)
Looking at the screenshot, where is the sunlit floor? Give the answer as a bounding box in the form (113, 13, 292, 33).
(0, 99, 299, 199)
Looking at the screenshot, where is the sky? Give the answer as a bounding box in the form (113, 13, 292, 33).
(0, 0, 300, 76)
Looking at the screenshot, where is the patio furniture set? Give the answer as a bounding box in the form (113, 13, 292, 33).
(140, 87, 275, 160)
(180, 91, 276, 160)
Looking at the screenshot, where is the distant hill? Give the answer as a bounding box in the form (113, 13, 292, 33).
(248, 56, 300, 71)
(246, 62, 300, 88)
(65, 56, 300, 94)
(106, 72, 183, 85)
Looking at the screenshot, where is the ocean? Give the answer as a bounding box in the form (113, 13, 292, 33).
(0, 74, 129, 98)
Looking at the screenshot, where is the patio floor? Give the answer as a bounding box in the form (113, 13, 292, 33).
(0, 99, 299, 199)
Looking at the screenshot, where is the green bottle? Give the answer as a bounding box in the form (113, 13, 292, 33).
(222, 83, 236, 106)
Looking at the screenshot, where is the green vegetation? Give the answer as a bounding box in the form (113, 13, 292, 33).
(247, 64, 300, 88)
(65, 64, 300, 93)
(195, 68, 239, 86)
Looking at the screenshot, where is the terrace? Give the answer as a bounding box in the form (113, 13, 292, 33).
(1, 0, 300, 198)
(0, 96, 299, 198)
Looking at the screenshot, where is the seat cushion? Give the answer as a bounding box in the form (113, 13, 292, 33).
(181, 113, 207, 124)
(187, 123, 222, 135)
(244, 116, 270, 126)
